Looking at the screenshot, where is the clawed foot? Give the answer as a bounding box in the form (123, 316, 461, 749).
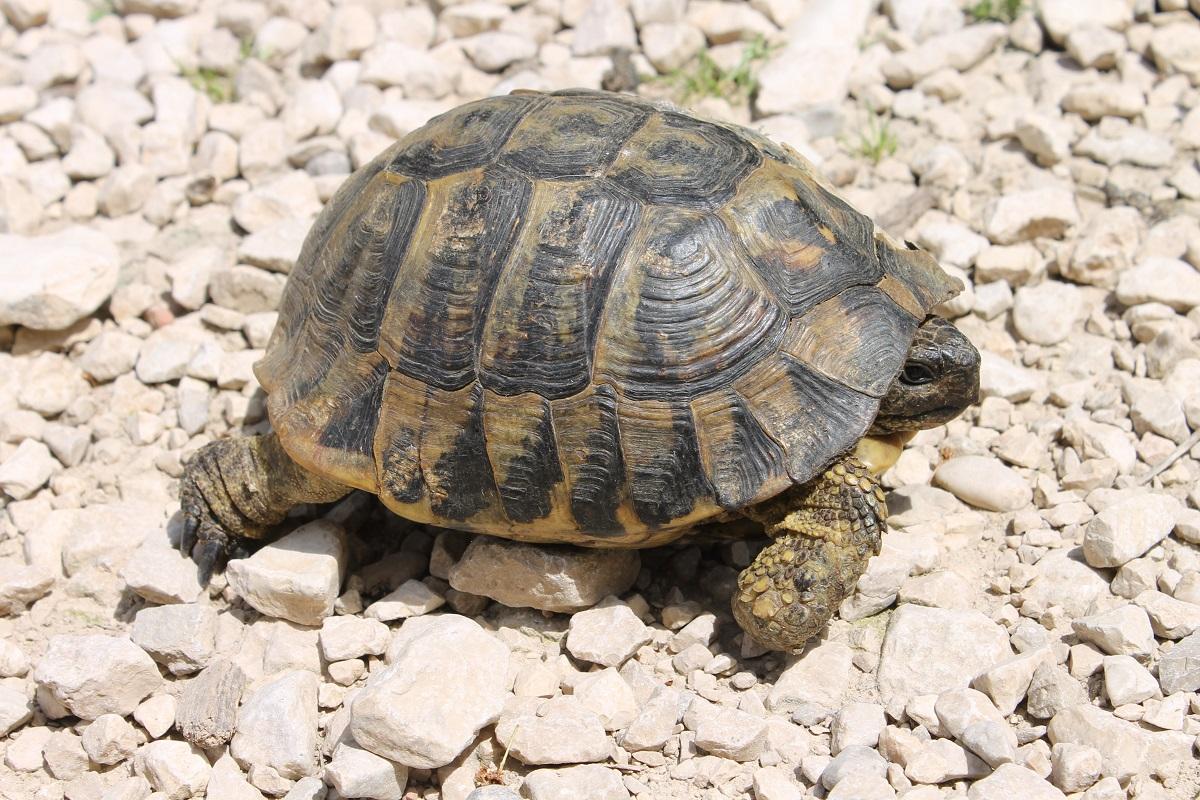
(179, 440, 260, 583)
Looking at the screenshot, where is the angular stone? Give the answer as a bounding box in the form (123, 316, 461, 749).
(565, 601, 652, 667)
(1072, 604, 1155, 657)
(1082, 493, 1180, 568)
(352, 615, 510, 769)
(967, 763, 1066, 800)
(877, 605, 1012, 718)
(135, 740, 211, 798)
(448, 536, 639, 613)
(1158, 631, 1200, 693)
(319, 616, 391, 662)
(522, 764, 629, 800)
(230, 670, 319, 780)
(767, 641, 853, 712)
(984, 188, 1079, 245)
(34, 634, 162, 720)
(131, 603, 217, 676)
(1134, 590, 1200, 639)
(326, 742, 408, 800)
(226, 519, 347, 626)
(1026, 662, 1089, 720)
(693, 706, 768, 761)
(1101, 654, 1157, 706)
(573, 667, 638, 731)
(1116, 258, 1200, 312)
(177, 658, 246, 750)
(494, 696, 610, 765)
(80, 714, 139, 766)
(1047, 704, 1149, 782)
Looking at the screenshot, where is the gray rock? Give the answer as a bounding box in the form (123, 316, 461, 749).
(0, 562, 55, 615)
(1049, 742, 1102, 793)
(1026, 662, 1089, 720)
(0, 440, 56, 500)
(121, 534, 205, 605)
(319, 616, 391, 662)
(230, 670, 319, 780)
(1046, 704, 1149, 782)
(830, 702, 885, 753)
(352, 615, 510, 769)
(768, 641, 853, 712)
(448, 536, 639, 613)
(363, 579, 445, 621)
(1157, 630, 1200, 693)
(177, 659, 246, 749)
(1134, 589, 1200, 639)
(34, 634, 162, 720)
(0, 684, 31, 737)
(757, 0, 873, 116)
(571, 0, 637, 56)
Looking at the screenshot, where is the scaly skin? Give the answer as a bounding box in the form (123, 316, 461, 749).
(179, 433, 349, 579)
(734, 455, 887, 652)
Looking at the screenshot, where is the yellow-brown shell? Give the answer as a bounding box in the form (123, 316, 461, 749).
(255, 90, 961, 546)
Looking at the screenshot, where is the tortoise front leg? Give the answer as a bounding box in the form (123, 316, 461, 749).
(734, 455, 886, 652)
(179, 432, 350, 580)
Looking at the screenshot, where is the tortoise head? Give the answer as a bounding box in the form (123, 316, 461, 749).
(870, 316, 979, 435)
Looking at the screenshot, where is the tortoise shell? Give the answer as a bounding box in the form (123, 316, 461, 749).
(255, 89, 960, 547)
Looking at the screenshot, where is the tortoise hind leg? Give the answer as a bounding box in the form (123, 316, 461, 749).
(180, 432, 350, 580)
(734, 455, 886, 652)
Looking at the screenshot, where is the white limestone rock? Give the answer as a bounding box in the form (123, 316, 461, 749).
(34, 634, 162, 720)
(226, 519, 348, 626)
(351, 615, 510, 769)
(876, 605, 1012, 718)
(448, 536, 639, 613)
(230, 670, 319, 780)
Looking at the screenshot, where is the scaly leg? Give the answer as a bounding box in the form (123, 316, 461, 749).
(179, 432, 350, 580)
(734, 455, 887, 652)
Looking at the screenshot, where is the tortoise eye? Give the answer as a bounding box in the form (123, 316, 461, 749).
(900, 361, 937, 386)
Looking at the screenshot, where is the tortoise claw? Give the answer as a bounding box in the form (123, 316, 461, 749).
(179, 513, 199, 556)
(194, 539, 226, 586)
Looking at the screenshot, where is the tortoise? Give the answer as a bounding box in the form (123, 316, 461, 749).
(180, 89, 980, 651)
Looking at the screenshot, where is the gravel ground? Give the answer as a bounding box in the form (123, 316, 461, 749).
(1, 0, 1200, 799)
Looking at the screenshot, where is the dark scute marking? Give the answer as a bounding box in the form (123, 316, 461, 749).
(380, 425, 423, 504)
(390, 95, 544, 180)
(875, 237, 962, 314)
(479, 183, 641, 399)
(741, 194, 883, 317)
(697, 394, 787, 510)
(391, 166, 533, 391)
(786, 285, 919, 399)
(568, 385, 625, 536)
(500, 96, 650, 180)
(739, 355, 878, 486)
(317, 359, 389, 456)
(346, 178, 427, 353)
(793, 176, 876, 261)
(496, 399, 564, 524)
(609, 111, 761, 209)
(599, 212, 786, 401)
(625, 404, 712, 528)
(430, 385, 498, 522)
